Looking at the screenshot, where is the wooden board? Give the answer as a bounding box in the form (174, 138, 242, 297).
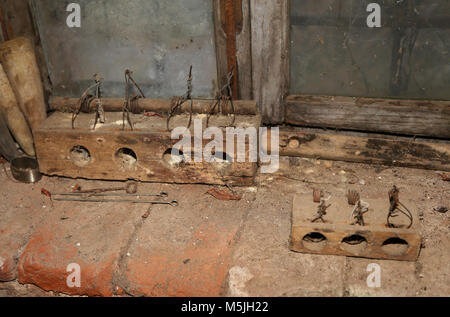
(250, 0, 290, 124)
(285, 95, 450, 138)
(262, 128, 450, 171)
(49, 97, 258, 115)
(213, 0, 253, 100)
(34, 112, 261, 186)
(290, 194, 422, 261)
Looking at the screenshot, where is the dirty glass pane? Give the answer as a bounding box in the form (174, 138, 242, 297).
(31, 0, 217, 98)
(290, 0, 450, 100)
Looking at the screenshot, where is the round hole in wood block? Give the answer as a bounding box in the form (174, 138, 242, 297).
(114, 148, 137, 171)
(288, 138, 300, 149)
(302, 232, 327, 251)
(211, 151, 233, 163)
(70, 145, 91, 167)
(163, 148, 185, 166)
(381, 237, 409, 256)
(341, 234, 368, 254)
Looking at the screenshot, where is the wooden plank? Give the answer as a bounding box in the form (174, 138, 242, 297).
(213, 0, 253, 100)
(2, 0, 51, 101)
(262, 128, 450, 171)
(290, 194, 421, 261)
(49, 97, 258, 115)
(35, 112, 261, 186)
(285, 95, 450, 138)
(250, 0, 290, 124)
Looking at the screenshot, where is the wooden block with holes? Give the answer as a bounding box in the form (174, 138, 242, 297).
(34, 111, 261, 186)
(290, 194, 422, 261)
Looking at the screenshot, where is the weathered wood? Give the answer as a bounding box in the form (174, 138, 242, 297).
(262, 128, 450, 171)
(290, 194, 421, 261)
(250, 0, 290, 124)
(0, 63, 35, 156)
(0, 113, 20, 161)
(49, 97, 258, 115)
(0, 37, 47, 131)
(285, 95, 450, 138)
(1, 0, 51, 101)
(35, 112, 261, 186)
(213, 0, 253, 99)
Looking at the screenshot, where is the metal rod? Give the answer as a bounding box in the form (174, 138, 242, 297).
(53, 197, 178, 206)
(53, 191, 168, 198)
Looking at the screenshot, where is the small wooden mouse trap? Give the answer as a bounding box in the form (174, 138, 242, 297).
(290, 187, 422, 261)
(34, 111, 261, 186)
(35, 68, 262, 186)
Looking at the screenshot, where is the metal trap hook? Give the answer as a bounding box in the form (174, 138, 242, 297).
(123, 69, 146, 131)
(206, 66, 236, 129)
(167, 65, 194, 132)
(72, 73, 104, 129)
(387, 185, 413, 229)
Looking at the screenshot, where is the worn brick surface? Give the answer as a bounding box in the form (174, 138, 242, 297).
(1, 158, 448, 297)
(0, 172, 52, 281)
(17, 179, 143, 296)
(227, 179, 346, 297)
(119, 184, 247, 297)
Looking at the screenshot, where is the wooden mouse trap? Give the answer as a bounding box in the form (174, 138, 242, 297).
(34, 108, 261, 186)
(290, 187, 422, 261)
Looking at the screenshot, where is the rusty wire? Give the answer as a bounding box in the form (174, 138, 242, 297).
(347, 190, 369, 226)
(123, 69, 146, 130)
(387, 185, 413, 229)
(206, 67, 236, 128)
(312, 195, 331, 223)
(351, 199, 370, 226)
(71, 74, 104, 129)
(166, 66, 194, 132)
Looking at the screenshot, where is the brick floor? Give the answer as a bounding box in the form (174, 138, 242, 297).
(117, 185, 247, 297)
(0, 159, 448, 297)
(0, 174, 52, 281)
(17, 199, 142, 296)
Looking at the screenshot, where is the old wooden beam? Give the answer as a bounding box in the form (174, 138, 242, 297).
(213, 0, 252, 100)
(285, 95, 450, 138)
(262, 127, 450, 171)
(49, 97, 258, 115)
(250, 0, 290, 124)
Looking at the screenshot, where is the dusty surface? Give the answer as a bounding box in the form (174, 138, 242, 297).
(0, 157, 449, 297)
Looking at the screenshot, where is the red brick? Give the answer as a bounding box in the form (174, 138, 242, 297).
(17, 201, 141, 297)
(0, 175, 53, 282)
(125, 223, 237, 297)
(0, 254, 16, 281)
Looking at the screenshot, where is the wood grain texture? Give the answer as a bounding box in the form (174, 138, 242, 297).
(35, 112, 261, 186)
(0, 37, 47, 131)
(0, 63, 35, 156)
(290, 194, 421, 261)
(0, 113, 20, 161)
(285, 95, 450, 138)
(214, 0, 253, 99)
(262, 128, 450, 171)
(0, 0, 51, 100)
(50, 97, 258, 115)
(250, 0, 290, 124)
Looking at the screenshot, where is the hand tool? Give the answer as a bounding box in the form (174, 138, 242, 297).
(55, 191, 168, 198)
(70, 181, 138, 196)
(52, 197, 179, 207)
